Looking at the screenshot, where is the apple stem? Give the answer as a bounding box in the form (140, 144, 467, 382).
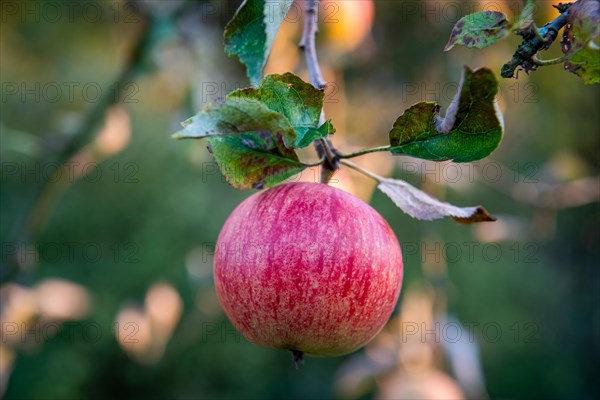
(340, 159, 384, 182)
(291, 350, 305, 369)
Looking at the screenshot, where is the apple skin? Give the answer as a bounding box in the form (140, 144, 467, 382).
(214, 182, 403, 356)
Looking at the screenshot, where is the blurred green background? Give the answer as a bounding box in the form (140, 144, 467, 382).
(1, 1, 599, 399)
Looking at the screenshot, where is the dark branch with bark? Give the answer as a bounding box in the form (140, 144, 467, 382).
(501, 3, 572, 78)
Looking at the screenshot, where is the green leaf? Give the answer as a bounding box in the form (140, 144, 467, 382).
(295, 120, 336, 148)
(172, 73, 333, 190)
(389, 67, 503, 162)
(207, 133, 306, 190)
(445, 11, 510, 51)
(172, 97, 297, 148)
(512, 0, 535, 31)
(172, 97, 305, 190)
(378, 178, 496, 223)
(562, 0, 600, 56)
(229, 73, 326, 147)
(224, 0, 293, 86)
(565, 44, 600, 84)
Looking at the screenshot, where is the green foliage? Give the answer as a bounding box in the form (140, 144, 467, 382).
(173, 98, 297, 146)
(174, 73, 331, 189)
(228, 73, 326, 147)
(224, 0, 293, 86)
(444, 11, 510, 51)
(206, 133, 306, 190)
(388, 67, 503, 163)
(296, 120, 336, 148)
(182, 0, 507, 221)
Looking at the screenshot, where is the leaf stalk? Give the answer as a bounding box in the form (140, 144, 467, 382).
(337, 145, 392, 159)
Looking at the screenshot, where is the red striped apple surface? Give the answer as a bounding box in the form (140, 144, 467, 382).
(214, 182, 403, 358)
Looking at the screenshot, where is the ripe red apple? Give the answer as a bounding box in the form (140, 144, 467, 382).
(214, 182, 403, 360)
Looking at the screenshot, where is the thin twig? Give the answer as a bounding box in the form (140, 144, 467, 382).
(299, 0, 326, 89)
(299, 0, 339, 183)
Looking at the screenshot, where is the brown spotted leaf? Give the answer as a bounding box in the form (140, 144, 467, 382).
(562, 0, 600, 56)
(445, 11, 510, 51)
(565, 45, 600, 84)
(206, 133, 306, 190)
